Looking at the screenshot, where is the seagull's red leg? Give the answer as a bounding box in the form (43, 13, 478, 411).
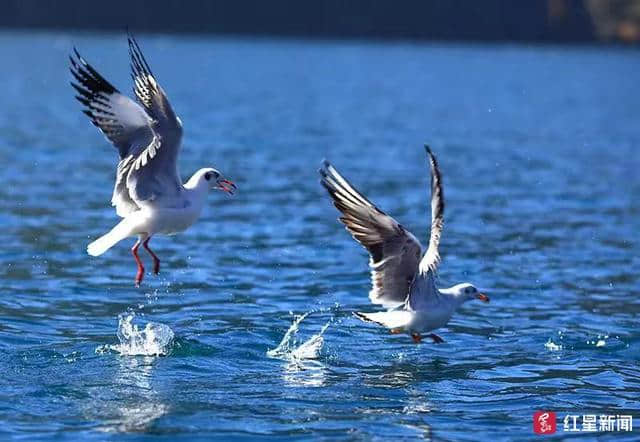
(131, 239, 144, 287)
(411, 333, 422, 344)
(143, 237, 160, 275)
(428, 333, 445, 344)
(390, 328, 403, 334)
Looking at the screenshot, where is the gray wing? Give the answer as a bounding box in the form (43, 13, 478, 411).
(70, 39, 184, 215)
(70, 48, 154, 216)
(407, 146, 445, 309)
(319, 161, 422, 308)
(128, 35, 183, 134)
(126, 35, 184, 205)
(418, 146, 445, 274)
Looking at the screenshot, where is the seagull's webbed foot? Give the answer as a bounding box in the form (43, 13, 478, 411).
(143, 237, 160, 275)
(428, 333, 445, 344)
(411, 333, 422, 344)
(390, 328, 403, 335)
(132, 239, 145, 287)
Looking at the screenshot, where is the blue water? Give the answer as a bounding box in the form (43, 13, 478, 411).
(0, 31, 639, 440)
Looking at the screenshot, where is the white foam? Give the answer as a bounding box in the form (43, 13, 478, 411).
(291, 323, 329, 359)
(268, 312, 329, 361)
(588, 334, 609, 347)
(98, 313, 174, 357)
(268, 312, 331, 387)
(267, 312, 309, 359)
(544, 339, 562, 351)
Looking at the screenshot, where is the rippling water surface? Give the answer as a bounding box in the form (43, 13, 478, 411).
(0, 32, 638, 440)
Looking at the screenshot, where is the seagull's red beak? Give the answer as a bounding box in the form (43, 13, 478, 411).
(475, 293, 490, 303)
(216, 178, 237, 195)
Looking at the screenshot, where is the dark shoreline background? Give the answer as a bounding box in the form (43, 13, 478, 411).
(1, 0, 639, 45)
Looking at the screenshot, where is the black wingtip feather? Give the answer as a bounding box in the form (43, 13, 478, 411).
(319, 178, 329, 189)
(74, 95, 90, 106)
(353, 311, 382, 325)
(353, 312, 369, 322)
(68, 47, 127, 141)
(128, 33, 154, 77)
(425, 146, 441, 186)
(427, 148, 441, 178)
(318, 160, 333, 187)
(68, 48, 118, 96)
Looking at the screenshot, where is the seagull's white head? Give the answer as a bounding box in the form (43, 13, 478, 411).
(449, 283, 490, 304)
(187, 168, 236, 195)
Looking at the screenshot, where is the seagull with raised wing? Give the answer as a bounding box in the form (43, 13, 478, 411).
(70, 36, 236, 286)
(319, 146, 489, 344)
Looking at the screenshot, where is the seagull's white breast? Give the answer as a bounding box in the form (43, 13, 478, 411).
(409, 306, 455, 333)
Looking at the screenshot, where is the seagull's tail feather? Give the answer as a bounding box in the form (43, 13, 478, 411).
(87, 218, 135, 256)
(353, 310, 414, 330)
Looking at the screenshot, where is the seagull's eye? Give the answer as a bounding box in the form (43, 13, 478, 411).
(204, 172, 212, 181)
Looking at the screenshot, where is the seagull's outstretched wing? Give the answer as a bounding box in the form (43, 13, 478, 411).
(128, 35, 182, 133)
(406, 146, 445, 310)
(70, 38, 184, 215)
(418, 146, 444, 274)
(353, 310, 414, 330)
(70, 48, 154, 159)
(320, 161, 422, 308)
(125, 35, 184, 205)
(70, 49, 154, 216)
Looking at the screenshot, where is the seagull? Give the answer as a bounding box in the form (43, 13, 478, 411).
(70, 35, 236, 286)
(319, 146, 489, 344)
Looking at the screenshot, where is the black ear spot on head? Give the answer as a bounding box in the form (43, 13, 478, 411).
(204, 172, 212, 181)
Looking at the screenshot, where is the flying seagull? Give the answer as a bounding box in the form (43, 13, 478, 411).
(70, 35, 236, 286)
(319, 146, 489, 344)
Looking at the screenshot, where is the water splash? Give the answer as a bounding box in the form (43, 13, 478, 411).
(544, 330, 564, 352)
(544, 331, 627, 352)
(267, 312, 329, 360)
(291, 322, 329, 359)
(97, 313, 174, 357)
(544, 339, 562, 351)
(587, 334, 609, 348)
(268, 312, 330, 387)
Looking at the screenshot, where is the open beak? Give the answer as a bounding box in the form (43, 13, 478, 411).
(475, 293, 490, 303)
(216, 178, 237, 195)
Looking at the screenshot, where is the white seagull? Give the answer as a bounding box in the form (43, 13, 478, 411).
(70, 36, 236, 286)
(319, 146, 489, 344)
